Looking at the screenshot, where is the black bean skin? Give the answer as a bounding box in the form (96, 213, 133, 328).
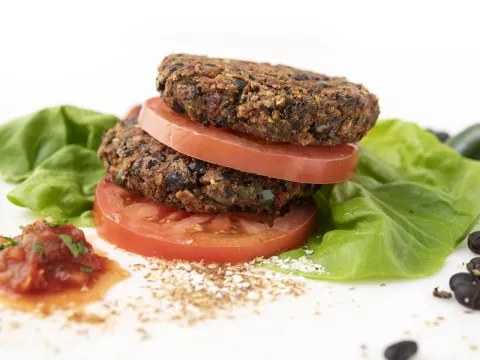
(449, 272, 478, 291)
(453, 282, 480, 309)
(171, 102, 185, 114)
(384, 340, 418, 360)
(466, 257, 480, 277)
(468, 231, 480, 255)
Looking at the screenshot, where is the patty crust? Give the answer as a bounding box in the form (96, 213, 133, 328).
(98, 115, 318, 214)
(157, 54, 379, 146)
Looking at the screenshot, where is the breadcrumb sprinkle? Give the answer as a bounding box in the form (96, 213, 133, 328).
(58, 257, 308, 328)
(259, 255, 328, 274)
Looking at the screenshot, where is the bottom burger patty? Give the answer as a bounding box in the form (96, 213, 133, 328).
(98, 116, 319, 214)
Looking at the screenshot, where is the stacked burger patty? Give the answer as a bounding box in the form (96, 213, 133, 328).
(98, 54, 379, 214)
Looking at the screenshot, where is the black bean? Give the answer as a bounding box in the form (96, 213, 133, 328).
(315, 81, 328, 88)
(225, 186, 234, 198)
(202, 120, 210, 127)
(292, 120, 301, 131)
(248, 75, 255, 81)
(165, 172, 183, 186)
(453, 282, 480, 309)
(384, 340, 418, 360)
(468, 231, 480, 255)
(188, 160, 207, 173)
(146, 159, 159, 169)
(157, 82, 166, 91)
(292, 73, 310, 81)
(215, 116, 229, 128)
(171, 102, 185, 114)
(449, 272, 478, 291)
(131, 157, 142, 170)
(466, 257, 480, 277)
(187, 86, 197, 100)
(233, 79, 247, 90)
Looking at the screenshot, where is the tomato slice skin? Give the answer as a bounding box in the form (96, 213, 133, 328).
(93, 179, 317, 263)
(138, 97, 359, 184)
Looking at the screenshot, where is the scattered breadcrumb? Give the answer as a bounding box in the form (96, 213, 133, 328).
(67, 311, 107, 324)
(259, 256, 327, 274)
(136, 327, 150, 341)
(60, 258, 308, 328)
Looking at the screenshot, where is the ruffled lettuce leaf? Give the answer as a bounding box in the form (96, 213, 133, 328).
(269, 120, 480, 280)
(0, 106, 118, 226)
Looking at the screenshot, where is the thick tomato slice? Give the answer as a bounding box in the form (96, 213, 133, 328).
(93, 179, 317, 263)
(138, 97, 359, 184)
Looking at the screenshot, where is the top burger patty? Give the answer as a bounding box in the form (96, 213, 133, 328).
(157, 54, 379, 146)
(98, 114, 318, 214)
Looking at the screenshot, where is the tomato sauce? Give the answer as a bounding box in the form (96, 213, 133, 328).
(0, 220, 129, 313)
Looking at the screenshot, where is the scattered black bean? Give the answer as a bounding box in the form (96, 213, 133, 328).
(427, 129, 449, 143)
(466, 257, 480, 277)
(468, 231, 480, 254)
(384, 340, 418, 360)
(449, 272, 478, 291)
(453, 282, 480, 309)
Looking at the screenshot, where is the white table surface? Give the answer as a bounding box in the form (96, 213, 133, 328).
(1, 1, 480, 359)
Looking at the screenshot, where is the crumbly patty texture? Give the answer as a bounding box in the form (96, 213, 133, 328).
(98, 115, 318, 214)
(157, 54, 379, 146)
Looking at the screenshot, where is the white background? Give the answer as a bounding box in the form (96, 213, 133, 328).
(1, 0, 479, 133)
(1, 1, 480, 359)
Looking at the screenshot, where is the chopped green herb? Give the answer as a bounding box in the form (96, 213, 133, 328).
(259, 190, 275, 205)
(0, 237, 18, 251)
(19, 225, 25, 230)
(80, 266, 94, 274)
(41, 251, 46, 260)
(115, 169, 125, 185)
(59, 234, 88, 258)
(43, 218, 68, 227)
(33, 241, 44, 254)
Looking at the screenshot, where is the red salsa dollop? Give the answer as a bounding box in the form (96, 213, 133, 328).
(0, 219, 104, 295)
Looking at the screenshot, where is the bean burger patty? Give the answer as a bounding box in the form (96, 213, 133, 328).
(98, 115, 318, 214)
(157, 54, 379, 146)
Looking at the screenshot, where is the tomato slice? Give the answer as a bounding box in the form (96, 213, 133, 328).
(93, 179, 317, 263)
(138, 97, 359, 184)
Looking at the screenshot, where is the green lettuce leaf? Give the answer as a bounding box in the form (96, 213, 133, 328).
(0, 106, 118, 226)
(268, 120, 480, 280)
(0, 106, 118, 182)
